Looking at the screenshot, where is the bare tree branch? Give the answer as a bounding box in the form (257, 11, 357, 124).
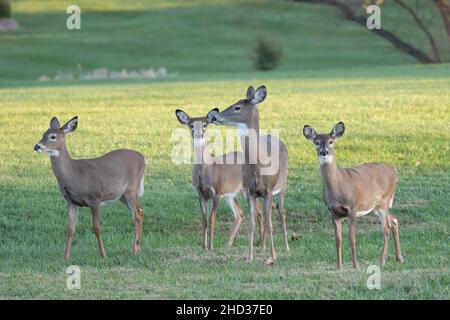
(394, 0, 441, 62)
(290, 0, 436, 63)
(433, 0, 450, 40)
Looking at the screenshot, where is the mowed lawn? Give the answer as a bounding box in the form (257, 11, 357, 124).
(0, 65, 449, 299)
(0, 0, 449, 299)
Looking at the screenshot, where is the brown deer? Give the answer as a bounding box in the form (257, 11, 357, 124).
(303, 122, 404, 270)
(212, 86, 290, 264)
(34, 116, 147, 260)
(175, 108, 264, 250)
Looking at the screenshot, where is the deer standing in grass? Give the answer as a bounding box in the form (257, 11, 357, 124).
(175, 108, 264, 250)
(303, 122, 404, 270)
(34, 116, 147, 260)
(212, 86, 290, 264)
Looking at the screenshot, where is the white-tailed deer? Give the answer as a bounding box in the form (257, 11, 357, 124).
(303, 122, 404, 270)
(212, 86, 290, 264)
(175, 108, 264, 250)
(34, 116, 147, 260)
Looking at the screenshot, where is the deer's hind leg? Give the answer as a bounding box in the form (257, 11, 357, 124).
(277, 191, 290, 252)
(225, 196, 244, 250)
(120, 192, 144, 253)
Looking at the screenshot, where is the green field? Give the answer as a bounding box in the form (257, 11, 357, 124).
(0, 0, 449, 299)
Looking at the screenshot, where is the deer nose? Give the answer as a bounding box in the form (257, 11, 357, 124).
(34, 144, 40, 151)
(319, 148, 328, 157)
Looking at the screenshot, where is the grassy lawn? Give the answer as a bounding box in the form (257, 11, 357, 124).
(0, 0, 449, 299)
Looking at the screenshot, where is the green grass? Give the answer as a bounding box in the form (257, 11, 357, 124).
(1, 66, 449, 299)
(0, 0, 449, 299)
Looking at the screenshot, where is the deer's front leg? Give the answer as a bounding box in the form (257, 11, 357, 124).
(264, 192, 276, 263)
(208, 198, 219, 250)
(348, 216, 359, 269)
(91, 206, 106, 258)
(332, 216, 343, 270)
(246, 194, 257, 262)
(199, 196, 209, 250)
(64, 203, 79, 260)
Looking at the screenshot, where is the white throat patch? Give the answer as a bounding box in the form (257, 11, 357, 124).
(237, 123, 249, 136)
(319, 155, 333, 165)
(47, 150, 60, 157)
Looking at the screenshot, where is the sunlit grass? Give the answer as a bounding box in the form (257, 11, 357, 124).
(0, 65, 449, 299)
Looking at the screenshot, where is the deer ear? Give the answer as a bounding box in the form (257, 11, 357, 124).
(303, 125, 317, 141)
(206, 108, 219, 123)
(175, 109, 190, 125)
(331, 122, 345, 139)
(246, 86, 255, 100)
(50, 117, 60, 130)
(250, 85, 267, 105)
(61, 116, 78, 134)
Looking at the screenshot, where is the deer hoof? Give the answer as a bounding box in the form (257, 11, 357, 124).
(265, 257, 275, 266)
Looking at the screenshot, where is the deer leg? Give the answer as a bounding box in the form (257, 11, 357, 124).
(199, 196, 209, 250)
(264, 192, 276, 263)
(246, 195, 257, 262)
(332, 217, 343, 270)
(226, 196, 243, 250)
(255, 200, 265, 252)
(348, 216, 359, 269)
(277, 191, 290, 252)
(133, 202, 144, 253)
(64, 204, 79, 260)
(388, 214, 404, 263)
(121, 194, 144, 253)
(91, 206, 106, 258)
(208, 198, 219, 250)
(379, 210, 391, 266)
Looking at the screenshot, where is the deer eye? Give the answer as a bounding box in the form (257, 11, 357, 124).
(49, 134, 57, 141)
(329, 140, 334, 145)
(189, 124, 194, 129)
(314, 141, 320, 146)
(234, 106, 241, 112)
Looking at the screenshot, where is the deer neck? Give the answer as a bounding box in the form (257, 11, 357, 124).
(193, 139, 214, 172)
(319, 156, 341, 199)
(50, 143, 74, 182)
(240, 110, 260, 166)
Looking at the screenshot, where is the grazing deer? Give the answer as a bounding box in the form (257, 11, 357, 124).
(34, 116, 147, 260)
(303, 122, 404, 270)
(212, 86, 290, 264)
(175, 108, 264, 250)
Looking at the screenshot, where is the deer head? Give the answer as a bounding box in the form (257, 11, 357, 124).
(34, 116, 78, 157)
(303, 122, 345, 165)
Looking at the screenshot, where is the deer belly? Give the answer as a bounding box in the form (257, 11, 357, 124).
(356, 206, 375, 217)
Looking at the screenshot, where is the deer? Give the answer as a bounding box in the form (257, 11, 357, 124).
(175, 108, 264, 250)
(212, 85, 290, 264)
(303, 122, 404, 270)
(34, 116, 147, 260)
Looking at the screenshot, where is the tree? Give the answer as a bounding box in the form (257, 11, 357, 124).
(290, 0, 447, 63)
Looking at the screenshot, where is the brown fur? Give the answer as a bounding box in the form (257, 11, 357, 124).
(35, 116, 146, 259)
(304, 122, 404, 269)
(176, 109, 264, 250)
(213, 86, 290, 262)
